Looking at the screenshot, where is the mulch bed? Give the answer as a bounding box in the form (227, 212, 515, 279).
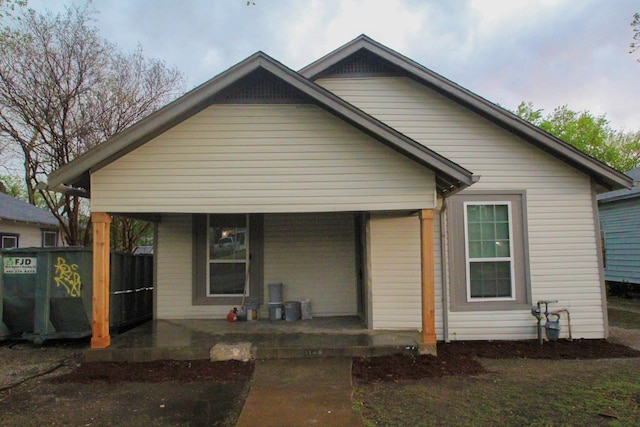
(352, 339, 640, 384)
(440, 339, 640, 360)
(48, 339, 640, 385)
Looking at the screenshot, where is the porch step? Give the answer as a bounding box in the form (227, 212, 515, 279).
(83, 319, 422, 362)
(85, 343, 417, 362)
(255, 344, 416, 359)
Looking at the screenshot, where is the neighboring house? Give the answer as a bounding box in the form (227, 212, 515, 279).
(598, 167, 640, 285)
(46, 35, 632, 349)
(0, 192, 60, 249)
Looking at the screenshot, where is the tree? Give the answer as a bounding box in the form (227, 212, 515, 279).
(514, 102, 640, 172)
(631, 12, 639, 61)
(0, 0, 27, 38)
(0, 0, 27, 159)
(0, 5, 185, 246)
(110, 217, 153, 253)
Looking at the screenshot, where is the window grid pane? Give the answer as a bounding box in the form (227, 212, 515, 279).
(466, 202, 514, 300)
(470, 261, 512, 298)
(467, 204, 511, 259)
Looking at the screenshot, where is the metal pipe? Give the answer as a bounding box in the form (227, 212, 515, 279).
(551, 308, 572, 341)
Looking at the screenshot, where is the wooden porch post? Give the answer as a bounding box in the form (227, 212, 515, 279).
(91, 212, 111, 349)
(419, 209, 437, 355)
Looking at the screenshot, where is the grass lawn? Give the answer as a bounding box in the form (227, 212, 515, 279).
(355, 301, 640, 427)
(608, 296, 640, 329)
(354, 358, 640, 427)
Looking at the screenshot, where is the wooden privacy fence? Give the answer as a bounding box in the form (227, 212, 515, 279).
(0, 247, 153, 344)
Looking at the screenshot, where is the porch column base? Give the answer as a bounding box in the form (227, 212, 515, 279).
(417, 342, 437, 356)
(91, 335, 111, 349)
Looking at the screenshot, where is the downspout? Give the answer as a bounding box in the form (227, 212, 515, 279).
(440, 197, 450, 343)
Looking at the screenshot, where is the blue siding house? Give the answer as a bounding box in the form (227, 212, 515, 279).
(598, 167, 640, 285)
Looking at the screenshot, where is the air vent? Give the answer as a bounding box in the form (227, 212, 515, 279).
(320, 50, 405, 78)
(217, 70, 310, 104)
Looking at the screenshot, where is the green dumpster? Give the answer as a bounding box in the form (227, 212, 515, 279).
(1, 247, 153, 344)
(1, 248, 93, 343)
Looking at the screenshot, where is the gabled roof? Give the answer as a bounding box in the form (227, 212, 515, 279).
(0, 192, 58, 227)
(598, 167, 640, 203)
(47, 51, 475, 196)
(300, 35, 632, 192)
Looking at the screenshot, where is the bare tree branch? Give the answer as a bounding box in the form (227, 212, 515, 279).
(0, 4, 185, 246)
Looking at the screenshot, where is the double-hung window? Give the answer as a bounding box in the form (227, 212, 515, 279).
(464, 202, 515, 301)
(208, 215, 248, 296)
(193, 214, 263, 306)
(448, 192, 530, 311)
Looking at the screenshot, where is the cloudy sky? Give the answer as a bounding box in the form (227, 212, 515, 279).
(29, 0, 640, 130)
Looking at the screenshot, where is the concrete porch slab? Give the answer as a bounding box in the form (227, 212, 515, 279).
(85, 317, 421, 362)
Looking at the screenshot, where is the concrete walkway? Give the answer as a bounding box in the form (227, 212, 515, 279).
(236, 358, 364, 427)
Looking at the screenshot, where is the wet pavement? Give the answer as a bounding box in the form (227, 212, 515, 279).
(236, 357, 364, 426)
(86, 317, 421, 361)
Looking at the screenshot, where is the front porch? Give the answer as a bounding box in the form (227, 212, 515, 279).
(85, 317, 421, 362)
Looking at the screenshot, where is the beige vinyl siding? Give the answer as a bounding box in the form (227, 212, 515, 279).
(91, 104, 435, 214)
(368, 212, 443, 336)
(263, 212, 357, 316)
(1, 223, 46, 248)
(320, 76, 605, 339)
(155, 214, 229, 319)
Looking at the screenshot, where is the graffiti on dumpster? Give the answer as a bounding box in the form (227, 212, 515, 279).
(54, 257, 82, 297)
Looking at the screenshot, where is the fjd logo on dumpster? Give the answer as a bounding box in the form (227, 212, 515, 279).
(3, 257, 37, 274)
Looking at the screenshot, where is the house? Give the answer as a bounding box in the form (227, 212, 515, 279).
(0, 192, 60, 249)
(598, 167, 640, 286)
(46, 35, 632, 350)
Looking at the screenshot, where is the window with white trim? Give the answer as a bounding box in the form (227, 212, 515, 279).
(464, 202, 515, 301)
(1, 234, 18, 249)
(447, 192, 531, 311)
(42, 230, 58, 247)
(207, 215, 248, 296)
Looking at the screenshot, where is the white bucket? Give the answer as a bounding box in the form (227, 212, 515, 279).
(246, 308, 258, 321)
(300, 299, 312, 320)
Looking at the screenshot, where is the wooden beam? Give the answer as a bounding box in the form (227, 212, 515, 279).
(91, 212, 111, 349)
(419, 209, 437, 355)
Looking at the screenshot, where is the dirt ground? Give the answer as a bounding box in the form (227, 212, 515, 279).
(0, 340, 252, 426)
(352, 339, 640, 384)
(1, 305, 639, 426)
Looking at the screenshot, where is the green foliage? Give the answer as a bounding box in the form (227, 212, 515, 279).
(514, 102, 640, 172)
(631, 12, 639, 61)
(0, 0, 27, 42)
(0, 174, 47, 207)
(607, 280, 636, 299)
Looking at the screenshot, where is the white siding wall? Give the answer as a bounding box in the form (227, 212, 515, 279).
(91, 104, 435, 214)
(1, 223, 46, 248)
(264, 212, 357, 316)
(320, 76, 605, 339)
(368, 212, 443, 337)
(155, 213, 358, 319)
(155, 214, 229, 319)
